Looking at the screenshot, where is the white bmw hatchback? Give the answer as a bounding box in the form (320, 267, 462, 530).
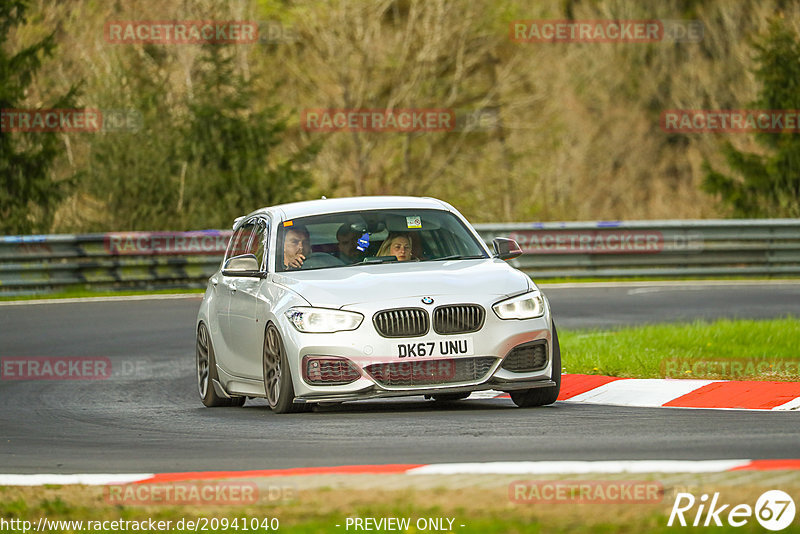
(196, 196, 560, 413)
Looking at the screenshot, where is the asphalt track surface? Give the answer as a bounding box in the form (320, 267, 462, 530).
(1, 282, 798, 474)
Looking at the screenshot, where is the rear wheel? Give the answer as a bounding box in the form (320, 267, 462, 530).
(196, 323, 245, 407)
(262, 323, 307, 414)
(510, 323, 561, 408)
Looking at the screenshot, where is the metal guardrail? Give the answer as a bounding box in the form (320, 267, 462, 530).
(0, 231, 231, 297)
(477, 219, 800, 279)
(1, 220, 798, 296)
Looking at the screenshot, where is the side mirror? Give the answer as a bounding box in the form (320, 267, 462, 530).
(492, 238, 523, 260)
(222, 254, 262, 276)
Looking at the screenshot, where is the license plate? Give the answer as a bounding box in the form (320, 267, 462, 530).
(395, 337, 474, 358)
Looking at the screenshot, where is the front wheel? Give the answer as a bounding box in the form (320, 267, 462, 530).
(262, 323, 307, 414)
(510, 323, 561, 408)
(196, 323, 245, 407)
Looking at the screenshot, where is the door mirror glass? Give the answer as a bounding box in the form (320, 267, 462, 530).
(492, 238, 523, 260)
(223, 254, 260, 275)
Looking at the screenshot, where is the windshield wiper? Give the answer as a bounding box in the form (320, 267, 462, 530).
(346, 257, 399, 266)
(433, 254, 486, 261)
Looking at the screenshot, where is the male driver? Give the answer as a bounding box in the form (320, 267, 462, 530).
(335, 223, 365, 264)
(283, 225, 311, 269)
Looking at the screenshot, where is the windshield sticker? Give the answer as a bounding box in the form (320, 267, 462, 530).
(357, 232, 370, 252)
(283, 220, 294, 227)
(406, 216, 422, 229)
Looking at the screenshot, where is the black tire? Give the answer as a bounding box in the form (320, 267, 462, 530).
(510, 323, 562, 408)
(262, 323, 307, 414)
(431, 392, 471, 402)
(196, 323, 246, 407)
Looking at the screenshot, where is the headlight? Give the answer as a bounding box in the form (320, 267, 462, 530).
(492, 292, 545, 320)
(285, 307, 364, 333)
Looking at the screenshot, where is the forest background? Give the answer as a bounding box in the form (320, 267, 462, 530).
(2, 0, 799, 234)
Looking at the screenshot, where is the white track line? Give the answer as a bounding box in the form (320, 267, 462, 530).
(0, 473, 153, 486)
(540, 280, 800, 289)
(0, 460, 752, 485)
(773, 397, 800, 411)
(468, 390, 506, 399)
(4, 280, 799, 305)
(0, 294, 202, 306)
(407, 460, 751, 476)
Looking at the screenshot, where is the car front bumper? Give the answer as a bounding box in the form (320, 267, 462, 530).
(280, 296, 555, 402)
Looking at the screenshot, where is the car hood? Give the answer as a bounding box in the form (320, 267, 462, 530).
(271, 259, 531, 308)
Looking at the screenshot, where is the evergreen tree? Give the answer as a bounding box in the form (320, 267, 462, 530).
(182, 46, 320, 229)
(84, 44, 319, 231)
(82, 45, 183, 231)
(0, 0, 79, 234)
(703, 18, 800, 217)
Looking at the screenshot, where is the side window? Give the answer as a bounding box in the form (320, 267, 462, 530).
(227, 221, 258, 260)
(226, 227, 245, 261)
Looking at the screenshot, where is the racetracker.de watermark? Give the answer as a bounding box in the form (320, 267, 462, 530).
(1, 109, 142, 132)
(104, 231, 232, 255)
(365, 358, 459, 382)
(1, 357, 112, 380)
(104, 482, 265, 506)
(105, 20, 259, 44)
(510, 480, 664, 503)
(661, 109, 800, 133)
(510, 19, 703, 43)
(662, 358, 800, 380)
(507, 230, 703, 254)
(302, 108, 456, 132)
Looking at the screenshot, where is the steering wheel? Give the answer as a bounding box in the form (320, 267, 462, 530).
(301, 252, 346, 269)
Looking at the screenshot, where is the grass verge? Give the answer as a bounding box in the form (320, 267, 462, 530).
(2, 475, 799, 533)
(560, 317, 800, 380)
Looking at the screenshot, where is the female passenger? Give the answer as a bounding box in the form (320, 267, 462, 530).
(376, 233, 413, 261)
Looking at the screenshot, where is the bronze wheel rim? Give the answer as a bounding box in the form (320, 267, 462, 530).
(196, 324, 210, 398)
(263, 326, 282, 408)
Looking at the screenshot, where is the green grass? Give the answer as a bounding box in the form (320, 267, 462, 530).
(560, 317, 800, 380)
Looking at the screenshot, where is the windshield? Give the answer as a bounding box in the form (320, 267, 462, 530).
(276, 208, 488, 272)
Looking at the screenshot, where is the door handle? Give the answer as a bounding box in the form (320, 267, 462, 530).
(229, 282, 237, 294)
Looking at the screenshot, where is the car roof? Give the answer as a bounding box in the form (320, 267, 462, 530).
(249, 196, 452, 221)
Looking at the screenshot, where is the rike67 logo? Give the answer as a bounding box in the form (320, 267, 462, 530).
(668, 490, 796, 531)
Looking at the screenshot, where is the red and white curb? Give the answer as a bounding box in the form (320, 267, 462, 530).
(2, 459, 800, 486)
(477, 374, 800, 410)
